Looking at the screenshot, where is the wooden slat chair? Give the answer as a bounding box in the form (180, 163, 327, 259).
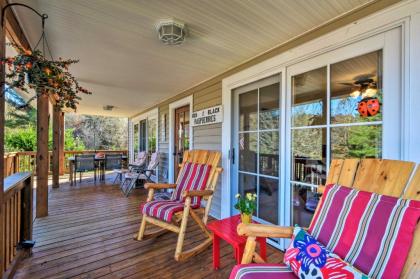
(136, 150, 223, 261)
(234, 159, 420, 279)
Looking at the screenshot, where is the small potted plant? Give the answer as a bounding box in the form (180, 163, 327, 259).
(234, 193, 257, 224)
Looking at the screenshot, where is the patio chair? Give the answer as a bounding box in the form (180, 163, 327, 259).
(103, 153, 123, 180)
(121, 152, 159, 196)
(136, 150, 223, 261)
(74, 154, 96, 183)
(230, 158, 420, 279)
(113, 151, 147, 184)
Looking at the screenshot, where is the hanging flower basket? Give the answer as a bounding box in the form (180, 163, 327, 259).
(1, 43, 91, 110)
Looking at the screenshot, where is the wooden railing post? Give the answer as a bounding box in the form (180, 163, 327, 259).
(59, 111, 64, 176)
(52, 106, 61, 188)
(21, 175, 33, 243)
(0, 0, 6, 275)
(36, 93, 49, 218)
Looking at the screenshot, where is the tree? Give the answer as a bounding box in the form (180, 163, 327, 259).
(65, 113, 128, 150)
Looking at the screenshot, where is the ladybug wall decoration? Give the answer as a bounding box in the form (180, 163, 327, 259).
(357, 97, 381, 117)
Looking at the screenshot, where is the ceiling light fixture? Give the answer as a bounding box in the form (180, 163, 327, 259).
(103, 105, 115, 111)
(156, 19, 186, 45)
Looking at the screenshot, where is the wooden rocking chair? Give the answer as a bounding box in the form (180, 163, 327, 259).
(136, 150, 223, 261)
(235, 159, 420, 279)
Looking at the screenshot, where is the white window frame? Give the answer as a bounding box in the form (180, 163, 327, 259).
(222, 3, 411, 222)
(168, 95, 193, 183)
(284, 28, 402, 230)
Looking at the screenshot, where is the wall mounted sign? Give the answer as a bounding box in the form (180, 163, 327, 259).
(191, 105, 222, 127)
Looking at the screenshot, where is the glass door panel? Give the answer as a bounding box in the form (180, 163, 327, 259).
(233, 75, 281, 225)
(133, 123, 139, 159)
(139, 120, 147, 152)
(174, 105, 190, 178)
(289, 50, 383, 228)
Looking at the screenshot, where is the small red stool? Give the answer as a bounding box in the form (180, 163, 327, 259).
(207, 214, 267, 269)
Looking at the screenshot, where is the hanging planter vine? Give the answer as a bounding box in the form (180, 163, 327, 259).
(1, 3, 91, 110)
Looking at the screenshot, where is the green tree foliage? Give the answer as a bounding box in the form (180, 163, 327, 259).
(5, 126, 85, 152)
(65, 113, 128, 150)
(5, 127, 36, 151)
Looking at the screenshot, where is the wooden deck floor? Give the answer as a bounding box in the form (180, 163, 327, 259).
(15, 175, 283, 279)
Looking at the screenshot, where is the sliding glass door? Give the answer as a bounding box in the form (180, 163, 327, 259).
(231, 75, 281, 225)
(228, 29, 401, 249)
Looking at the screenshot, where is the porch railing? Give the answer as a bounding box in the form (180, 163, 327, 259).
(3, 150, 128, 176)
(2, 172, 33, 278)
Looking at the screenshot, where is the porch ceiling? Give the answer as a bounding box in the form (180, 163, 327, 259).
(11, 0, 371, 117)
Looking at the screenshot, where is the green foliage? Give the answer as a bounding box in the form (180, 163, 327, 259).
(64, 129, 86, 151)
(5, 126, 86, 152)
(5, 126, 37, 151)
(234, 193, 257, 215)
(65, 113, 128, 150)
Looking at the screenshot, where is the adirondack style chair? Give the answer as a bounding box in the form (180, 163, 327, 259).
(232, 159, 420, 279)
(136, 150, 223, 261)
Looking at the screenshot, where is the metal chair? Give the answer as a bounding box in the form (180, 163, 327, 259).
(74, 154, 96, 183)
(121, 152, 159, 196)
(113, 151, 147, 184)
(103, 154, 123, 181)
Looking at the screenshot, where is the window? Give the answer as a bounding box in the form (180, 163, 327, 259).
(133, 123, 139, 159)
(290, 50, 383, 227)
(139, 120, 147, 152)
(148, 118, 157, 153)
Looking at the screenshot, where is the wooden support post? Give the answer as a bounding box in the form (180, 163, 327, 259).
(0, 5, 5, 275)
(36, 93, 49, 217)
(52, 106, 60, 188)
(59, 112, 64, 175)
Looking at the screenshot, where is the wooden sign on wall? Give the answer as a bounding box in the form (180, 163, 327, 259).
(191, 105, 222, 127)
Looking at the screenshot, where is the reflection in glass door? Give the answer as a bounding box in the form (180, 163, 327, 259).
(290, 50, 383, 228)
(139, 119, 147, 152)
(232, 75, 281, 225)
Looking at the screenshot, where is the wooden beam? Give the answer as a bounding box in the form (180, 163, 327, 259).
(52, 106, 60, 188)
(0, 1, 6, 276)
(59, 111, 64, 175)
(36, 93, 49, 218)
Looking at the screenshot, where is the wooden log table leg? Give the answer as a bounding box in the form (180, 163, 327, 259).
(213, 233, 220, 270)
(237, 245, 244, 264)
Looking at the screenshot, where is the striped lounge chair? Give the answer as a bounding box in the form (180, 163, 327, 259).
(231, 159, 420, 279)
(136, 150, 223, 262)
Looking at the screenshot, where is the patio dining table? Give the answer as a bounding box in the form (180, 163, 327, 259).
(68, 155, 127, 185)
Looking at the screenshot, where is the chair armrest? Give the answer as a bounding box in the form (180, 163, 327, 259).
(318, 184, 326, 194)
(237, 223, 294, 239)
(182, 190, 213, 198)
(144, 183, 177, 190)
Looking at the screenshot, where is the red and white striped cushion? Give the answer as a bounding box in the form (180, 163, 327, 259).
(140, 200, 185, 223)
(229, 264, 295, 279)
(140, 162, 211, 222)
(172, 162, 211, 207)
(309, 184, 420, 278)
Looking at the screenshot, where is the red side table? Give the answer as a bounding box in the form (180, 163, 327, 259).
(207, 214, 267, 270)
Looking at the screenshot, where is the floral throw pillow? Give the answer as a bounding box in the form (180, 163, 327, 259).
(284, 226, 368, 279)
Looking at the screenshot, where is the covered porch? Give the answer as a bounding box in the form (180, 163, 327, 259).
(1, 0, 420, 278)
